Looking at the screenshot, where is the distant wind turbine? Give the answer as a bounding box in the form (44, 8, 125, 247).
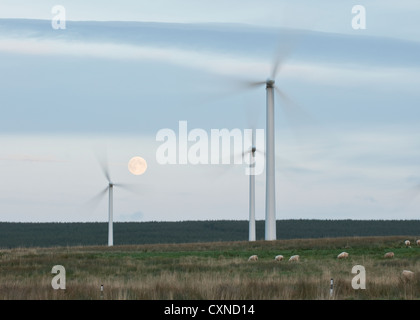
(242, 128, 262, 242)
(88, 153, 141, 246)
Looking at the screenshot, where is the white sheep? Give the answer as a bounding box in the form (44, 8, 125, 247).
(337, 252, 349, 259)
(402, 270, 415, 281)
(288, 255, 299, 262)
(416, 239, 420, 246)
(274, 255, 284, 261)
(384, 252, 394, 259)
(404, 240, 411, 247)
(248, 255, 258, 261)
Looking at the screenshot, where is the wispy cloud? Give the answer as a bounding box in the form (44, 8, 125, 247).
(1, 36, 419, 91)
(0, 154, 67, 163)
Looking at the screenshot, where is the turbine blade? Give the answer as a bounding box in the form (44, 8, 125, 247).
(270, 29, 304, 79)
(94, 148, 111, 183)
(416, 184, 420, 197)
(271, 43, 293, 79)
(223, 77, 266, 90)
(219, 150, 246, 166)
(274, 86, 291, 104)
(274, 86, 314, 128)
(271, 56, 283, 80)
(245, 101, 263, 139)
(100, 162, 111, 183)
(242, 149, 251, 159)
(403, 183, 420, 202)
(245, 80, 267, 88)
(84, 187, 108, 211)
(113, 183, 148, 195)
(256, 149, 266, 157)
(199, 78, 265, 106)
(274, 85, 321, 148)
(224, 79, 265, 101)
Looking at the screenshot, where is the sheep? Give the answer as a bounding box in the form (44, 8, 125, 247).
(401, 270, 415, 281)
(404, 240, 411, 247)
(274, 255, 284, 261)
(288, 255, 299, 262)
(416, 239, 420, 246)
(384, 252, 394, 259)
(337, 252, 349, 259)
(248, 255, 258, 261)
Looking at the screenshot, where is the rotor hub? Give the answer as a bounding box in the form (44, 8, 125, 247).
(266, 79, 275, 88)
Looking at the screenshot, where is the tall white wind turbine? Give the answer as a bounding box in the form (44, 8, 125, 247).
(88, 153, 140, 247)
(240, 49, 298, 241)
(88, 160, 117, 246)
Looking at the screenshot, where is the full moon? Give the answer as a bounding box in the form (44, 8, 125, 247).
(128, 156, 147, 175)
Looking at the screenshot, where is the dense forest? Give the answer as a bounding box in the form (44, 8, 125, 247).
(0, 220, 419, 248)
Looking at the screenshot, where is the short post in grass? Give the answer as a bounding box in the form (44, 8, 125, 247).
(330, 278, 334, 298)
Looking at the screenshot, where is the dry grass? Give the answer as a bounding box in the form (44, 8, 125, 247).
(0, 235, 419, 300)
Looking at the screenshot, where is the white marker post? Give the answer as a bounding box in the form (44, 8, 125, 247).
(330, 278, 334, 297)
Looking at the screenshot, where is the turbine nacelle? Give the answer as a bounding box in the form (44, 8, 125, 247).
(266, 79, 275, 88)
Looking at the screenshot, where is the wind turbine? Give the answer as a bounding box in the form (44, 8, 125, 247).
(243, 129, 257, 242)
(242, 123, 266, 242)
(248, 144, 257, 242)
(240, 48, 297, 241)
(88, 153, 140, 247)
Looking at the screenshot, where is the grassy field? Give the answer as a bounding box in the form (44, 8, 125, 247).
(1, 235, 419, 300)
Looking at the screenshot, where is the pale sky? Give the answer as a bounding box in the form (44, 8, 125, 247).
(1, 0, 419, 41)
(0, 1, 419, 223)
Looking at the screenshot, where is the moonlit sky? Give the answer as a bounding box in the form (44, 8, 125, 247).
(0, 1, 420, 223)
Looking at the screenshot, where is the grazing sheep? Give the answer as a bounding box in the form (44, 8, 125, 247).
(248, 255, 258, 261)
(404, 240, 411, 247)
(337, 252, 349, 259)
(288, 255, 299, 262)
(274, 255, 284, 261)
(402, 270, 415, 281)
(416, 239, 420, 246)
(384, 252, 394, 259)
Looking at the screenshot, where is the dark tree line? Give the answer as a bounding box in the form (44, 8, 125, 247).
(0, 220, 419, 248)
